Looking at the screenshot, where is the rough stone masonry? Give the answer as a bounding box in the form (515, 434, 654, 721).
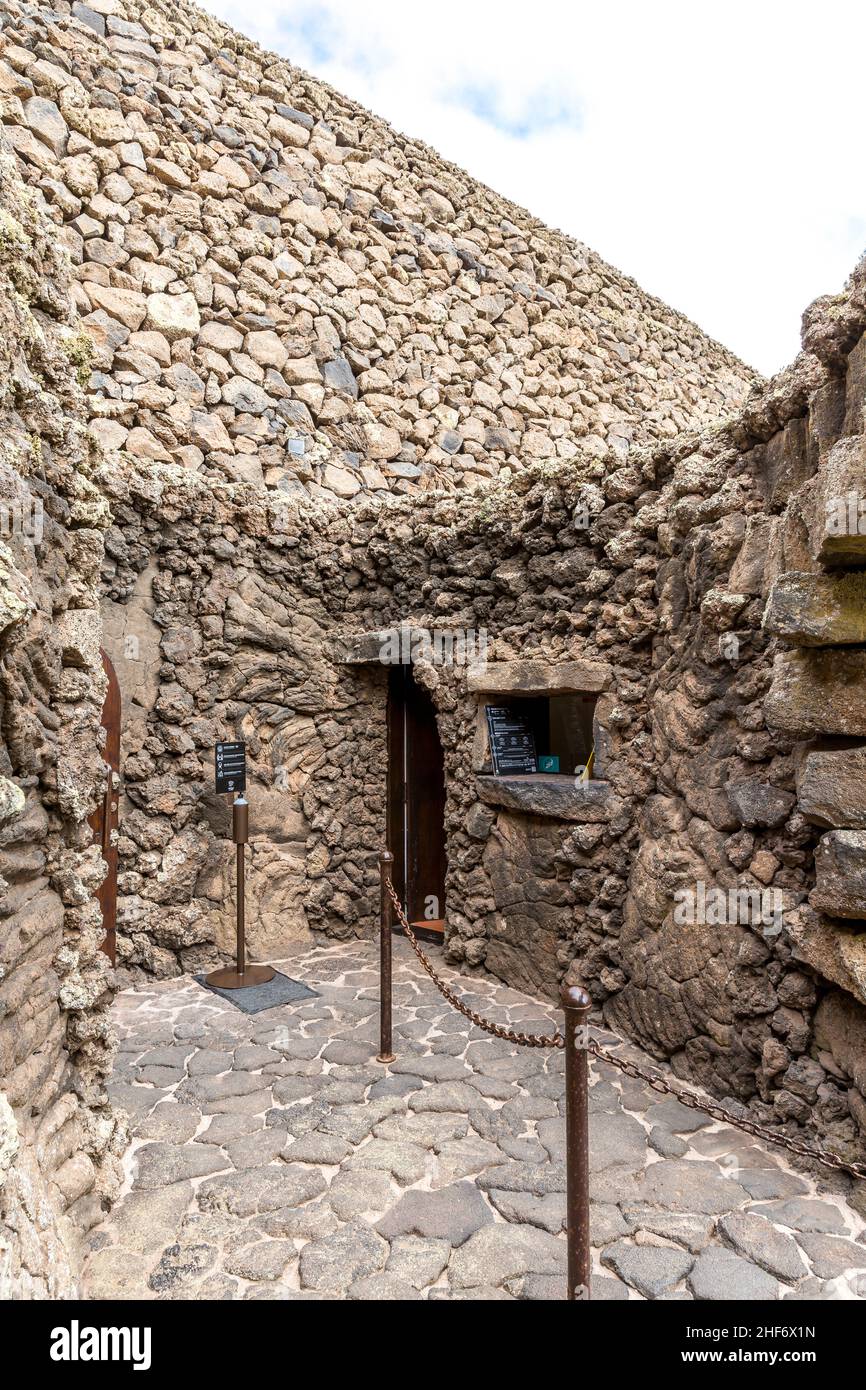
(1, 0, 866, 1297)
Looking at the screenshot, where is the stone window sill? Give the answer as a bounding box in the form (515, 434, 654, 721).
(475, 774, 614, 822)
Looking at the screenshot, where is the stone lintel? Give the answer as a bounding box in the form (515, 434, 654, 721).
(467, 659, 612, 696)
(330, 629, 392, 665)
(476, 774, 616, 822)
(331, 625, 487, 666)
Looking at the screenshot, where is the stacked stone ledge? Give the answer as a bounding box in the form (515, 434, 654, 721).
(760, 331, 866, 1129)
(0, 139, 123, 1298)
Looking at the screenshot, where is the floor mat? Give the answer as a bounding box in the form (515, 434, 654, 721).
(195, 969, 319, 1014)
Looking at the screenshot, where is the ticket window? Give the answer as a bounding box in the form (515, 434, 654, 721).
(496, 694, 597, 778)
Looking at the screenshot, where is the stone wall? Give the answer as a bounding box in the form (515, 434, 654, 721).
(1, 0, 865, 1271)
(293, 259, 866, 1162)
(96, 461, 390, 973)
(0, 0, 754, 511)
(600, 263, 866, 1165)
(87, 254, 866, 1167)
(0, 135, 123, 1299)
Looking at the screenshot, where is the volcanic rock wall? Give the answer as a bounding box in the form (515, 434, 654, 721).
(0, 0, 753, 510)
(92, 256, 866, 1167)
(0, 137, 123, 1299)
(296, 260, 866, 1164)
(604, 263, 866, 1164)
(0, 0, 756, 992)
(0, 0, 864, 1281)
(98, 463, 390, 974)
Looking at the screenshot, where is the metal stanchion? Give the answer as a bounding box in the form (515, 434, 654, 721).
(377, 849, 395, 1063)
(561, 982, 592, 1301)
(206, 796, 275, 990)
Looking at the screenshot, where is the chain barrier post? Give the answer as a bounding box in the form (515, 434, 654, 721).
(377, 850, 395, 1063)
(561, 982, 592, 1301)
(205, 795, 274, 990)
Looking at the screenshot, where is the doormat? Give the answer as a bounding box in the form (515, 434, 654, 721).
(195, 970, 319, 1014)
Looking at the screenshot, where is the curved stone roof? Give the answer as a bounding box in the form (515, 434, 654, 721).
(0, 0, 757, 502)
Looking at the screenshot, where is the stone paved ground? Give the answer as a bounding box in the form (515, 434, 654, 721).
(83, 939, 866, 1301)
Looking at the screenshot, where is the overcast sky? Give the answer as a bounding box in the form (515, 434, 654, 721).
(202, 0, 866, 377)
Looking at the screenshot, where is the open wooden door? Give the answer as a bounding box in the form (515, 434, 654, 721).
(88, 649, 120, 964)
(387, 666, 447, 942)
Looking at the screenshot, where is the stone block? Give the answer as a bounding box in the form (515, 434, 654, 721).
(466, 658, 612, 695)
(787, 904, 866, 1006)
(54, 608, 101, 671)
(843, 329, 866, 437)
(809, 437, 866, 566)
(145, 291, 200, 341)
(795, 744, 866, 827)
(808, 376, 847, 462)
(814, 990, 866, 1095)
(85, 284, 147, 331)
(757, 417, 814, 510)
(726, 780, 794, 829)
(322, 355, 358, 398)
(24, 96, 68, 157)
(765, 649, 866, 737)
(364, 422, 401, 460)
(728, 515, 773, 595)
(763, 571, 866, 645)
(811, 830, 866, 920)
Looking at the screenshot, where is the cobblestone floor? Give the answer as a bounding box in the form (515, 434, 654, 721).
(84, 938, 866, 1301)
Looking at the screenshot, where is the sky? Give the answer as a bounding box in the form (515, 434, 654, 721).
(201, 0, 866, 376)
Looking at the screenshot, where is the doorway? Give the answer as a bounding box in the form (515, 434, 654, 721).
(387, 665, 447, 942)
(88, 649, 120, 964)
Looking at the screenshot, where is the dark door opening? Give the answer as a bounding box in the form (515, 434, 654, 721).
(387, 665, 447, 942)
(88, 649, 120, 964)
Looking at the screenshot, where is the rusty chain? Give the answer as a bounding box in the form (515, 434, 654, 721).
(585, 1040, 866, 1183)
(384, 876, 866, 1183)
(385, 877, 564, 1048)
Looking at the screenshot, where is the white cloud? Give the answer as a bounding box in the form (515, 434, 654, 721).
(201, 0, 866, 375)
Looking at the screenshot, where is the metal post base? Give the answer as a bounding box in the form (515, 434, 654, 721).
(205, 963, 275, 990)
(375, 1052, 395, 1065)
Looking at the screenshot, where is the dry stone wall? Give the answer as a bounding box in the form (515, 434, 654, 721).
(0, 134, 123, 1298)
(0, 0, 753, 511)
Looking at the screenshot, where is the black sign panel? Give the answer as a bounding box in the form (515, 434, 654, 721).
(485, 705, 537, 776)
(215, 741, 246, 794)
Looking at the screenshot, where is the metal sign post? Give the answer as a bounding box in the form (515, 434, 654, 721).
(206, 744, 274, 991)
(561, 982, 592, 1300)
(376, 849, 395, 1063)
